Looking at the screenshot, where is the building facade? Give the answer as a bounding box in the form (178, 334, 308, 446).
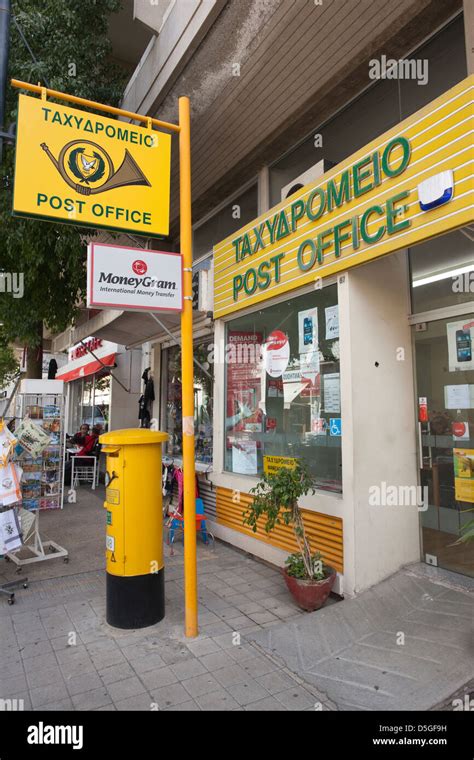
(51, 0, 474, 594)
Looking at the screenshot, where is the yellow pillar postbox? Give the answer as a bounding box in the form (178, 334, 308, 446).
(100, 428, 168, 629)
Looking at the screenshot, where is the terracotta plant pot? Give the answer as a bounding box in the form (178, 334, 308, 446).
(282, 566, 336, 611)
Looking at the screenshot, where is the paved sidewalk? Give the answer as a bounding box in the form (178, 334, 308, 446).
(247, 564, 474, 711)
(0, 490, 334, 711)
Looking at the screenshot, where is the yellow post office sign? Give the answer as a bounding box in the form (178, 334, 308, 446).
(13, 95, 171, 236)
(213, 75, 474, 318)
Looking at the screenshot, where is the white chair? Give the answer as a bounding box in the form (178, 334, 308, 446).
(71, 455, 97, 490)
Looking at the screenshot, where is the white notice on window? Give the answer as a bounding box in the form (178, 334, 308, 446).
(325, 305, 339, 340)
(323, 373, 340, 413)
(444, 384, 474, 410)
(232, 440, 258, 475)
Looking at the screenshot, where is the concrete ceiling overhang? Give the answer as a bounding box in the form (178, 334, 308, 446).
(52, 309, 213, 353)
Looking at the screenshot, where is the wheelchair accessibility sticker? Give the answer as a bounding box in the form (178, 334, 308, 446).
(329, 418, 342, 436)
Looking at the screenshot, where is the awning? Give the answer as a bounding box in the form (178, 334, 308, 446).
(56, 352, 116, 383)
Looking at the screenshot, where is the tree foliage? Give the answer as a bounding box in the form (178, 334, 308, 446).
(0, 331, 19, 388)
(0, 0, 126, 349)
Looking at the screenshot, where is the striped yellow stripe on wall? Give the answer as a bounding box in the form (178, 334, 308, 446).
(216, 486, 343, 573)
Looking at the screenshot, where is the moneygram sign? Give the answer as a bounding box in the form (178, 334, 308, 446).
(13, 95, 171, 236)
(87, 243, 183, 313)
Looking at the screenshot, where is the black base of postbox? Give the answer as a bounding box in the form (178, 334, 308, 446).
(106, 569, 165, 629)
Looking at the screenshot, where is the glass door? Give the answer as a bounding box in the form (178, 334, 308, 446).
(414, 315, 474, 577)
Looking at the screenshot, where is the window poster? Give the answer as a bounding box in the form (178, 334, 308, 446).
(298, 308, 318, 354)
(453, 448, 474, 503)
(323, 373, 341, 413)
(232, 439, 258, 475)
(226, 331, 262, 447)
(447, 319, 474, 372)
(263, 330, 290, 377)
(325, 305, 339, 340)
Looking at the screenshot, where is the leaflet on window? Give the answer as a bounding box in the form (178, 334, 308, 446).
(323, 373, 341, 412)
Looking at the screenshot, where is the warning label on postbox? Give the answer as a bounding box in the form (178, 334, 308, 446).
(106, 488, 120, 505)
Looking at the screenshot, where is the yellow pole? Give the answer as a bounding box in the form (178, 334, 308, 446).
(179, 96, 198, 638)
(10, 79, 180, 133)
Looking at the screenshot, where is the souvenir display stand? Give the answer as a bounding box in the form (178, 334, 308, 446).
(4, 379, 68, 570)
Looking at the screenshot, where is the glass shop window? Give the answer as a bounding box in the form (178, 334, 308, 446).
(224, 285, 342, 492)
(163, 339, 213, 464)
(410, 228, 474, 314)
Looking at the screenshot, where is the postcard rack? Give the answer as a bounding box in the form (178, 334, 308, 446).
(5, 385, 68, 568)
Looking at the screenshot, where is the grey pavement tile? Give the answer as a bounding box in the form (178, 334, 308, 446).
(247, 610, 279, 625)
(227, 644, 259, 663)
(114, 693, 154, 711)
(5, 690, 31, 710)
(170, 659, 207, 681)
(127, 653, 166, 674)
(140, 666, 178, 691)
(198, 650, 234, 671)
(245, 588, 276, 601)
(30, 682, 70, 709)
(65, 671, 104, 696)
(224, 594, 253, 606)
(215, 607, 242, 621)
(244, 696, 287, 711)
(55, 644, 89, 663)
(194, 688, 240, 711)
(184, 637, 222, 658)
(241, 655, 279, 677)
(19, 640, 52, 660)
(200, 621, 233, 636)
(96, 703, 116, 710)
(21, 652, 58, 673)
(164, 699, 201, 711)
(234, 600, 265, 615)
(225, 615, 255, 630)
(213, 663, 249, 688)
(99, 662, 135, 685)
(156, 645, 195, 667)
(71, 687, 111, 710)
(211, 632, 241, 649)
(150, 682, 191, 709)
(51, 635, 78, 652)
(197, 611, 221, 625)
(41, 698, 74, 711)
(1, 658, 25, 679)
(256, 670, 297, 694)
(0, 673, 28, 695)
(26, 666, 64, 690)
(106, 676, 147, 703)
(90, 649, 127, 670)
(181, 672, 221, 698)
(275, 686, 317, 711)
(227, 679, 269, 706)
(57, 651, 96, 678)
(15, 628, 49, 646)
(86, 638, 116, 655)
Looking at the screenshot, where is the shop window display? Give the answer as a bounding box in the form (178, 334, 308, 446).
(163, 340, 213, 464)
(224, 285, 342, 492)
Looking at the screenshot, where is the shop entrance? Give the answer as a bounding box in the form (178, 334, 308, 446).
(414, 314, 474, 577)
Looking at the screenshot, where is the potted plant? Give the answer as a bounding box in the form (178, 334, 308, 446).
(243, 462, 336, 611)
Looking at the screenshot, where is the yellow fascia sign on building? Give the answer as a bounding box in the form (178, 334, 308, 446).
(13, 95, 171, 236)
(213, 76, 474, 318)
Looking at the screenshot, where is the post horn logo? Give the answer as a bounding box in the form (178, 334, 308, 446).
(40, 139, 151, 196)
